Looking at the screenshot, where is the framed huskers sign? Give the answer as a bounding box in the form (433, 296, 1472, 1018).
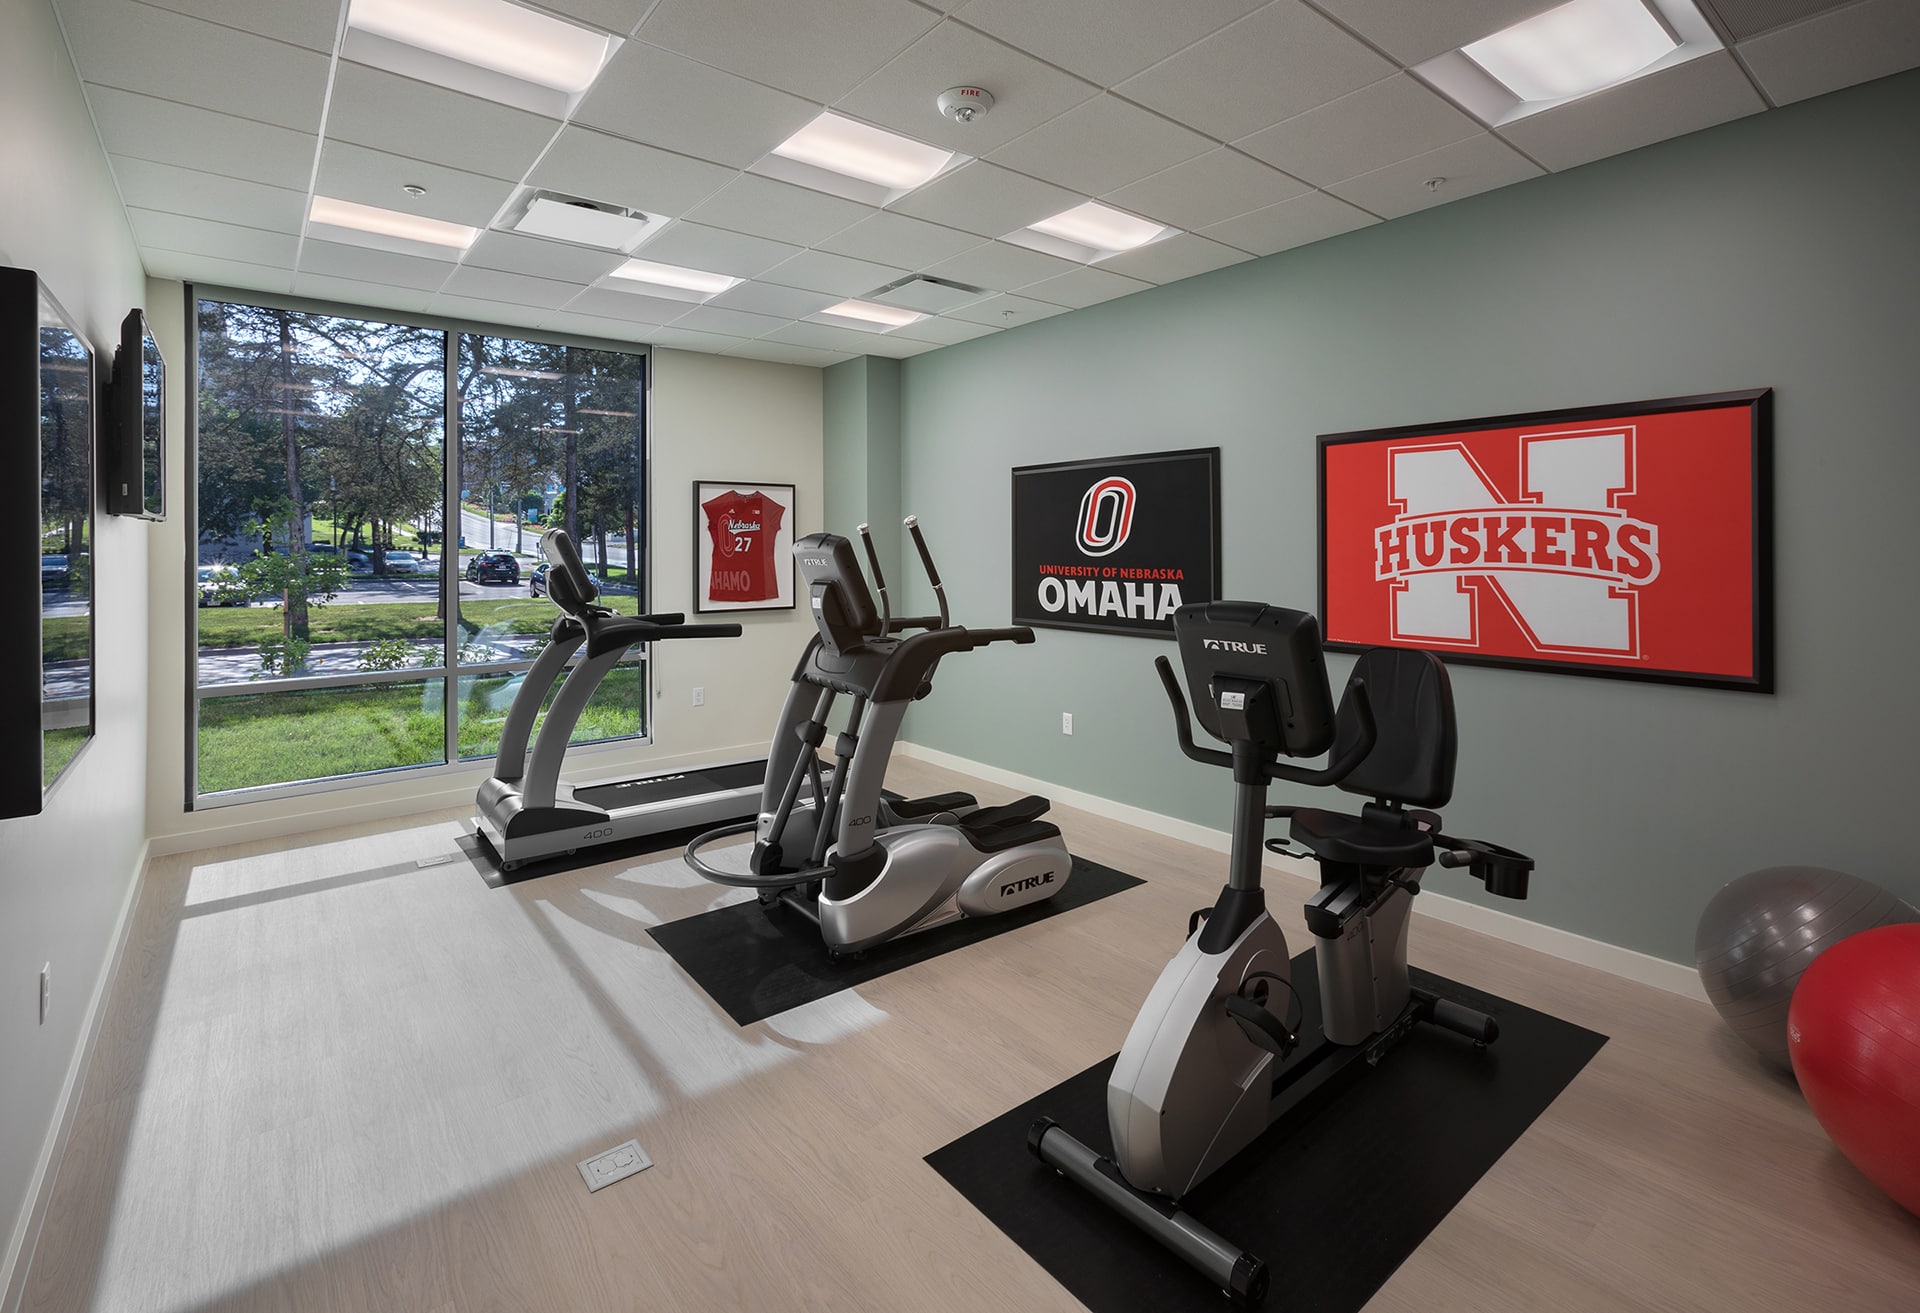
(1318, 389, 1772, 692)
(1012, 448, 1220, 638)
(694, 480, 796, 613)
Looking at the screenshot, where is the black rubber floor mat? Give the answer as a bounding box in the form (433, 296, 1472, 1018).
(647, 856, 1144, 1026)
(928, 954, 1606, 1312)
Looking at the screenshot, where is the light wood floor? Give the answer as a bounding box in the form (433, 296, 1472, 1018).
(21, 758, 1920, 1312)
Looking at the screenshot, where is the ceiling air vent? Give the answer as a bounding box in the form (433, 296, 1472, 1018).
(865, 275, 989, 314)
(1698, 0, 1865, 41)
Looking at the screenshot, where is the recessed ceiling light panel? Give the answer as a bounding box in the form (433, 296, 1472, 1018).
(607, 258, 742, 300)
(754, 112, 962, 207)
(814, 299, 926, 331)
(308, 195, 478, 250)
(348, 0, 614, 92)
(1417, 0, 1721, 128)
(1027, 202, 1168, 254)
(1462, 0, 1676, 102)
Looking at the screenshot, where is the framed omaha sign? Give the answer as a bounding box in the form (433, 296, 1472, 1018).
(1012, 448, 1220, 638)
(1319, 389, 1772, 692)
(694, 480, 796, 613)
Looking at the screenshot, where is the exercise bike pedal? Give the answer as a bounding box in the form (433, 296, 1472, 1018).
(1224, 994, 1298, 1058)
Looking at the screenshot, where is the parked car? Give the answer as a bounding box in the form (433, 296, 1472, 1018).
(197, 564, 249, 607)
(530, 560, 601, 599)
(306, 543, 339, 557)
(466, 551, 519, 585)
(42, 555, 69, 589)
(384, 550, 426, 574)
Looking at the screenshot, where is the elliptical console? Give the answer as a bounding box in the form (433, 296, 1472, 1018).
(1029, 600, 1535, 1305)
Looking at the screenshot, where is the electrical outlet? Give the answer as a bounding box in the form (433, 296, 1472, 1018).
(40, 964, 50, 1025)
(692, 686, 705, 707)
(1062, 712, 1073, 736)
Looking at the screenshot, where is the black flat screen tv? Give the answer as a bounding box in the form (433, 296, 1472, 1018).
(106, 307, 164, 519)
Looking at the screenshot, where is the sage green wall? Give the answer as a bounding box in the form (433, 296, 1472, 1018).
(823, 356, 902, 590)
(894, 70, 1920, 966)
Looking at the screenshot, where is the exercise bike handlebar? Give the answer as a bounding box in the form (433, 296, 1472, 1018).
(1153, 654, 1380, 787)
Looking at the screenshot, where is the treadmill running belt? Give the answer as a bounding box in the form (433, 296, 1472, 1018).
(572, 759, 766, 811)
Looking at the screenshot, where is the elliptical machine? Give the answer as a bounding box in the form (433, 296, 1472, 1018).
(1029, 600, 1534, 1305)
(685, 516, 1073, 955)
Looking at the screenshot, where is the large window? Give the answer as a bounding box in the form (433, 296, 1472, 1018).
(193, 299, 646, 798)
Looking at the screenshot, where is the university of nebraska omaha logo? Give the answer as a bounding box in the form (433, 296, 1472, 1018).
(1320, 397, 1766, 684)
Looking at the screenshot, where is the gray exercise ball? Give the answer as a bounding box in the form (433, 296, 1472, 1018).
(1696, 866, 1919, 1068)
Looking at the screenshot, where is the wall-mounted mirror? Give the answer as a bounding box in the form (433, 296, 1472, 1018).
(2, 265, 95, 816)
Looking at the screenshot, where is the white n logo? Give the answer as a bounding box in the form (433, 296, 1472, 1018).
(1379, 428, 1658, 657)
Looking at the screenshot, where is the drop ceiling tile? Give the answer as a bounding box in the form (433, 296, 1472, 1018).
(428, 294, 549, 334)
(921, 240, 1080, 291)
(1496, 53, 1768, 173)
(527, 126, 739, 218)
(669, 305, 788, 338)
(891, 315, 998, 344)
(834, 19, 1101, 156)
(1094, 233, 1251, 284)
(988, 94, 1214, 196)
(632, 222, 801, 278)
(574, 41, 819, 169)
(761, 249, 912, 297)
(763, 320, 904, 352)
(440, 265, 584, 309)
(1736, 0, 1920, 106)
(645, 326, 754, 354)
(860, 334, 942, 358)
(1200, 190, 1378, 256)
(724, 341, 855, 367)
(887, 161, 1080, 238)
(1326, 133, 1541, 220)
(301, 239, 460, 291)
(1235, 73, 1483, 188)
(1309, 0, 1549, 65)
(64, 1, 329, 132)
(465, 230, 626, 283)
(290, 273, 439, 315)
(1103, 148, 1311, 231)
(564, 286, 697, 324)
(1014, 264, 1154, 308)
(535, 0, 661, 37)
(955, 0, 1268, 86)
(315, 141, 515, 227)
(138, 0, 343, 51)
(683, 174, 874, 246)
(84, 87, 318, 191)
(126, 209, 300, 266)
(941, 291, 1069, 328)
(816, 212, 982, 269)
(637, 0, 939, 103)
(110, 156, 309, 233)
(325, 63, 562, 184)
(708, 280, 837, 318)
(1115, 3, 1397, 143)
(138, 249, 294, 293)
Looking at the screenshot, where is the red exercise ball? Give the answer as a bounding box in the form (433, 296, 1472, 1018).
(1787, 922, 1920, 1216)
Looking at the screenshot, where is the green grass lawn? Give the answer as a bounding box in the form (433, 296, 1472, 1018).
(43, 726, 87, 787)
(198, 672, 645, 793)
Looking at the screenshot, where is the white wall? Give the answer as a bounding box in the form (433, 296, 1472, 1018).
(0, 0, 151, 1303)
(139, 337, 823, 852)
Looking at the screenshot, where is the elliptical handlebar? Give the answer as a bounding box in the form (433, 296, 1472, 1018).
(857, 522, 891, 638)
(904, 514, 949, 629)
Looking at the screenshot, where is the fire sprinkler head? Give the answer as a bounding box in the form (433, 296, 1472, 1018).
(937, 87, 994, 124)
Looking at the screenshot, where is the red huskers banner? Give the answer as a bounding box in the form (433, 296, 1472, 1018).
(1319, 390, 1772, 692)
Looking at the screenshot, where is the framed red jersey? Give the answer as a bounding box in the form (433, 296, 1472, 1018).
(1318, 389, 1772, 693)
(694, 480, 795, 612)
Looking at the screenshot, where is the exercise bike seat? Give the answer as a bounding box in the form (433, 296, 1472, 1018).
(1285, 646, 1457, 870)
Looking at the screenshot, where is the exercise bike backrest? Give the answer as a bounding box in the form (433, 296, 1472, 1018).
(1161, 600, 1456, 808)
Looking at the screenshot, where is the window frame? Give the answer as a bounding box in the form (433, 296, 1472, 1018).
(184, 284, 653, 809)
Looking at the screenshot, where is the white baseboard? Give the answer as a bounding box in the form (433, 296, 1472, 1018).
(2, 839, 150, 1313)
(896, 742, 1706, 1003)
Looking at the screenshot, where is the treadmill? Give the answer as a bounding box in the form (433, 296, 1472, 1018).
(474, 529, 757, 878)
